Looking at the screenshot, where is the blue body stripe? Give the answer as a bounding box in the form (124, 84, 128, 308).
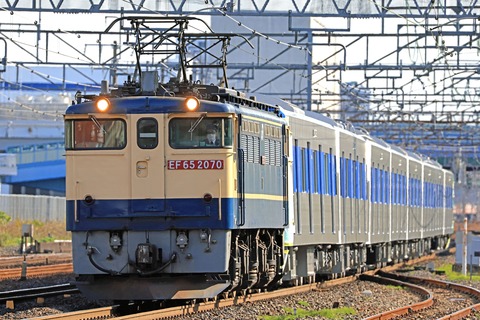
(66, 197, 286, 231)
(66, 198, 236, 231)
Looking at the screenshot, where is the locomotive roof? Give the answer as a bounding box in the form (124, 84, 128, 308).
(66, 95, 238, 115)
(66, 87, 286, 126)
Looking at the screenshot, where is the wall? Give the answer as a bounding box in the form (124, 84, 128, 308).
(0, 194, 65, 221)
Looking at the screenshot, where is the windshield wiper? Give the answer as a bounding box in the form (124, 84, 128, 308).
(188, 113, 206, 133)
(89, 114, 106, 134)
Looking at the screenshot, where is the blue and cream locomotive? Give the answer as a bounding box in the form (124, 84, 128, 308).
(65, 17, 454, 301)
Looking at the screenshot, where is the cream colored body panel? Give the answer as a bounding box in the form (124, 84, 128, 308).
(65, 114, 131, 201)
(66, 113, 238, 202)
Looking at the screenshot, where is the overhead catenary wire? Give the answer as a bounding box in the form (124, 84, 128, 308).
(0, 1, 477, 153)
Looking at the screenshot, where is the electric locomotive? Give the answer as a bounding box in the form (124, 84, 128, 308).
(65, 16, 454, 301)
(66, 77, 287, 299)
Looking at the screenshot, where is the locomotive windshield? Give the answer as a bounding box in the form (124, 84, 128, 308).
(65, 118, 126, 150)
(169, 117, 232, 149)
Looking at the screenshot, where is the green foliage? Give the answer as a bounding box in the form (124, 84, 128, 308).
(32, 220, 44, 228)
(0, 212, 17, 246)
(259, 306, 356, 320)
(0, 219, 70, 248)
(0, 211, 11, 225)
(436, 264, 480, 282)
(0, 234, 21, 247)
(386, 284, 404, 290)
(297, 300, 309, 307)
(38, 236, 56, 243)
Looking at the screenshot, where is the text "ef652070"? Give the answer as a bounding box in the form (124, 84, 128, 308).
(167, 160, 224, 170)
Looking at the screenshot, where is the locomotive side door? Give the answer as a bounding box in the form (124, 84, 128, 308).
(237, 115, 287, 227)
(130, 115, 166, 212)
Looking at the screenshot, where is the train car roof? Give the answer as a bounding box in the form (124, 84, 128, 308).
(390, 145, 408, 156)
(424, 158, 443, 168)
(254, 94, 339, 127)
(406, 150, 423, 161)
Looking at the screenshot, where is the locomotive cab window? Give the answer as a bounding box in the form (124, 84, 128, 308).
(65, 118, 126, 150)
(137, 118, 158, 149)
(169, 117, 233, 149)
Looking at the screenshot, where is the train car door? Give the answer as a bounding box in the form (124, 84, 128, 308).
(130, 115, 166, 212)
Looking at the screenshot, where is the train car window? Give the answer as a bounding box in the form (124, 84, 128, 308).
(347, 158, 352, 198)
(398, 174, 402, 205)
(301, 147, 307, 192)
(324, 152, 329, 195)
(65, 119, 126, 150)
(307, 142, 312, 193)
(371, 164, 376, 203)
(392, 171, 396, 205)
(350, 157, 354, 199)
(377, 168, 380, 203)
(340, 153, 345, 198)
(386, 167, 390, 204)
(317, 146, 323, 194)
(319, 151, 325, 194)
(414, 177, 417, 207)
(415, 178, 420, 207)
(313, 150, 318, 193)
(169, 117, 233, 149)
(409, 177, 413, 206)
(293, 140, 298, 192)
(409, 178, 413, 206)
(137, 118, 158, 149)
(361, 161, 367, 200)
(412, 178, 417, 206)
(424, 182, 428, 208)
(395, 172, 399, 205)
(331, 152, 337, 196)
(381, 166, 386, 204)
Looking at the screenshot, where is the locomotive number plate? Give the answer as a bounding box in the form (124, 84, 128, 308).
(167, 160, 224, 170)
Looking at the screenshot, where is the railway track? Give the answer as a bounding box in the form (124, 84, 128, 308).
(0, 284, 79, 305)
(24, 257, 432, 320)
(0, 263, 73, 280)
(26, 279, 354, 320)
(0, 254, 71, 269)
(363, 270, 480, 319)
(13, 251, 469, 320)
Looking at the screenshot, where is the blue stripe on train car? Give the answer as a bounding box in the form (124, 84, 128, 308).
(66, 197, 287, 231)
(66, 198, 236, 231)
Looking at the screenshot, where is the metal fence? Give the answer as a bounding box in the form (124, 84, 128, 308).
(0, 194, 65, 221)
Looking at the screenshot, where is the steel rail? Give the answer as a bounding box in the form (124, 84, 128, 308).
(32, 307, 117, 320)
(29, 280, 352, 320)
(0, 283, 79, 304)
(0, 263, 73, 280)
(28, 253, 442, 320)
(360, 273, 434, 320)
(370, 270, 480, 320)
(0, 254, 72, 268)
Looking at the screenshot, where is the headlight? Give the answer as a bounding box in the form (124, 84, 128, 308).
(184, 96, 200, 111)
(96, 98, 110, 112)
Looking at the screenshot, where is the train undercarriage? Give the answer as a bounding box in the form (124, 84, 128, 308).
(227, 228, 450, 293)
(228, 229, 284, 292)
(75, 227, 450, 301)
